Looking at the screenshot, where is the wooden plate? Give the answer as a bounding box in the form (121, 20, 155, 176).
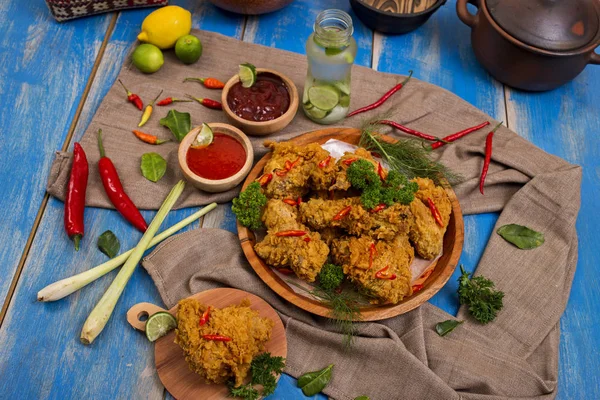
(237, 127, 464, 321)
(126, 288, 287, 400)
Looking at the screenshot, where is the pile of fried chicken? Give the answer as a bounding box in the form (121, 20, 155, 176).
(254, 141, 452, 305)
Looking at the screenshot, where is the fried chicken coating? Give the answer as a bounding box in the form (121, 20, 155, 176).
(261, 199, 301, 231)
(330, 148, 378, 191)
(409, 178, 452, 259)
(299, 198, 412, 241)
(331, 235, 414, 304)
(175, 298, 274, 387)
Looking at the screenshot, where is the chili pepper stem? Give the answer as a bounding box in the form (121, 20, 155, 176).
(184, 78, 204, 83)
(73, 235, 81, 251)
(97, 129, 106, 158)
(400, 70, 413, 86)
(117, 79, 132, 96)
(149, 89, 163, 106)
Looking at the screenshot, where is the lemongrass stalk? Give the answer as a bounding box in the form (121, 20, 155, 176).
(37, 202, 217, 302)
(81, 180, 185, 345)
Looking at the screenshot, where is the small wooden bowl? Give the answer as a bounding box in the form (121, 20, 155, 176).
(237, 127, 464, 321)
(178, 123, 254, 193)
(221, 68, 299, 136)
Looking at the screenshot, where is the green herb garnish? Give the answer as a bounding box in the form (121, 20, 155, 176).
(346, 159, 418, 210)
(458, 265, 504, 324)
(317, 263, 345, 290)
(497, 224, 544, 249)
(228, 352, 286, 400)
(232, 182, 267, 230)
(435, 319, 463, 337)
(228, 383, 259, 400)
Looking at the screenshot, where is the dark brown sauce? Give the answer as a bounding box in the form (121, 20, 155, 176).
(227, 73, 290, 122)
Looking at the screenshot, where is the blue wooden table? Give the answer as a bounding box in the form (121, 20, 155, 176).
(0, 1, 598, 399)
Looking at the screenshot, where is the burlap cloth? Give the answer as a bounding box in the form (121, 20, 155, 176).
(48, 30, 581, 399)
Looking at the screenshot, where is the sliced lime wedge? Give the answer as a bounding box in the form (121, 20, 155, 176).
(308, 85, 339, 111)
(304, 102, 314, 110)
(191, 123, 214, 148)
(306, 106, 328, 120)
(333, 81, 350, 95)
(239, 62, 257, 88)
(145, 311, 177, 342)
(325, 47, 344, 56)
(339, 94, 350, 108)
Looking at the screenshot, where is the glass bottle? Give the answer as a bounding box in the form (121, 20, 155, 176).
(303, 9, 357, 124)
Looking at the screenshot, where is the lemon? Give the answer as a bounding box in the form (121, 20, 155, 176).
(137, 6, 192, 50)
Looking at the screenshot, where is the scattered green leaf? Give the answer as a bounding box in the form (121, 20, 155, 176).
(159, 109, 191, 142)
(435, 320, 463, 337)
(354, 396, 370, 400)
(317, 263, 345, 290)
(497, 224, 544, 250)
(140, 152, 167, 182)
(232, 182, 267, 230)
(458, 265, 504, 324)
(298, 364, 334, 397)
(97, 230, 120, 258)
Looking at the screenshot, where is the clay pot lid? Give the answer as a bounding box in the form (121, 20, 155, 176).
(486, 0, 599, 52)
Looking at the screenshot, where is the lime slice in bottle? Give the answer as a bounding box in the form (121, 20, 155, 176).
(145, 311, 177, 342)
(304, 102, 314, 110)
(239, 62, 257, 88)
(325, 47, 344, 56)
(306, 106, 328, 119)
(308, 85, 339, 111)
(191, 123, 214, 149)
(339, 94, 350, 108)
(333, 81, 350, 95)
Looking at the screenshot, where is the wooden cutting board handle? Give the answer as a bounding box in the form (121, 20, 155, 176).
(126, 302, 170, 332)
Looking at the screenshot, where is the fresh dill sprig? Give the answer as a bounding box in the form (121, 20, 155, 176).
(359, 118, 461, 186)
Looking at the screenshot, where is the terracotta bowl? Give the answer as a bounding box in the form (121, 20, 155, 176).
(178, 123, 253, 193)
(221, 68, 299, 136)
(207, 0, 294, 15)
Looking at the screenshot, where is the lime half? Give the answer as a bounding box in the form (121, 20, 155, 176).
(145, 312, 177, 342)
(308, 85, 339, 111)
(239, 63, 257, 88)
(191, 123, 214, 148)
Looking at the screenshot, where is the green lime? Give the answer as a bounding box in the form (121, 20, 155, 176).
(304, 102, 314, 110)
(340, 94, 350, 108)
(175, 34, 202, 64)
(239, 62, 257, 88)
(191, 123, 214, 148)
(333, 81, 350, 95)
(306, 106, 328, 120)
(308, 85, 339, 111)
(145, 311, 177, 342)
(132, 43, 164, 74)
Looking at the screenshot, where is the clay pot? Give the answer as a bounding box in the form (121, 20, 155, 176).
(457, 0, 600, 91)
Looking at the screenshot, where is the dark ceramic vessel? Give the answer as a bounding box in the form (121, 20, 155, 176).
(457, 0, 600, 91)
(208, 0, 293, 15)
(350, 0, 446, 34)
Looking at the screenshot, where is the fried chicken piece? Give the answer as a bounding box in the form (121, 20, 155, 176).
(261, 199, 301, 231)
(299, 198, 412, 241)
(309, 152, 338, 191)
(331, 235, 414, 304)
(409, 178, 452, 259)
(175, 298, 274, 387)
(262, 141, 331, 199)
(330, 148, 378, 191)
(317, 227, 344, 247)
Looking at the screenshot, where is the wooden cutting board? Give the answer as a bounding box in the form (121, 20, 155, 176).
(126, 288, 287, 400)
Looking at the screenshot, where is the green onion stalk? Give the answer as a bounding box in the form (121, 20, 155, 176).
(80, 180, 185, 345)
(37, 202, 217, 302)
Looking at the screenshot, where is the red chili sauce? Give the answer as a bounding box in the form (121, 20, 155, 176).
(227, 73, 290, 122)
(186, 133, 246, 180)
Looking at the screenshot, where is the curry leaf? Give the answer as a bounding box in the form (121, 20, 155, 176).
(159, 109, 191, 142)
(435, 320, 463, 337)
(97, 230, 120, 259)
(497, 224, 544, 250)
(141, 152, 167, 182)
(297, 364, 334, 397)
(354, 397, 370, 400)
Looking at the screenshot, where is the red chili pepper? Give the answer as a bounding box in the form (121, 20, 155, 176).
(199, 306, 211, 326)
(97, 130, 148, 233)
(412, 284, 424, 293)
(275, 230, 307, 237)
(318, 156, 332, 168)
(184, 77, 225, 89)
(64, 142, 89, 251)
(369, 204, 386, 213)
(284, 160, 292, 170)
(377, 162, 386, 181)
(347, 70, 413, 117)
(431, 121, 492, 150)
(480, 123, 503, 194)
(257, 173, 272, 186)
(118, 79, 143, 110)
(332, 206, 352, 221)
(375, 265, 397, 280)
(202, 334, 232, 342)
(427, 198, 444, 227)
(186, 94, 223, 110)
(282, 198, 298, 206)
(277, 268, 294, 275)
(132, 130, 170, 145)
(379, 120, 445, 143)
(156, 97, 192, 106)
(342, 157, 358, 166)
(289, 157, 302, 169)
(303, 237, 311, 243)
(368, 242, 377, 270)
(275, 169, 287, 177)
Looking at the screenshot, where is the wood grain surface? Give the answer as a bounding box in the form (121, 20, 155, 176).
(0, 0, 598, 399)
(126, 288, 287, 400)
(237, 127, 464, 320)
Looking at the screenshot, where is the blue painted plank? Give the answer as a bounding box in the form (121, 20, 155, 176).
(0, 0, 111, 310)
(0, 1, 245, 399)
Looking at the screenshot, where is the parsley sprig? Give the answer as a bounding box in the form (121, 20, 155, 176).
(232, 182, 267, 230)
(228, 352, 286, 400)
(458, 265, 504, 324)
